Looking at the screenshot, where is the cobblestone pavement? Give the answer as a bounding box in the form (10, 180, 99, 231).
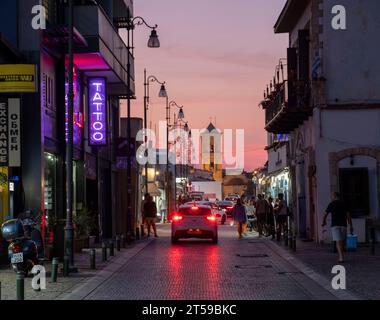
(275, 238, 380, 300)
(0, 243, 141, 300)
(81, 224, 347, 300)
(2, 224, 375, 300)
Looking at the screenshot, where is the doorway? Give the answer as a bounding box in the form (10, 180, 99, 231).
(86, 178, 99, 240)
(339, 168, 370, 218)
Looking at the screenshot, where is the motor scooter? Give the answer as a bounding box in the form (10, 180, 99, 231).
(1, 211, 44, 277)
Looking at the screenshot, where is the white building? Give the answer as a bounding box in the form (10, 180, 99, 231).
(262, 0, 380, 243)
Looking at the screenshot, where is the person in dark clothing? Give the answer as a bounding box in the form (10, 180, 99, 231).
(267, 197, 275, 240)
(322, 192, 353, 263)
(232, 198, 248, 239)
(255, 194, 270, 237)
(143, 194, 158, 238)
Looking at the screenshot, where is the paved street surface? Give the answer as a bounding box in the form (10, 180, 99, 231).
(2, 223, 378, 300)
(0, 245, 127, 300)
(76, 224, 353, 300)
(276, 238, 380, 300)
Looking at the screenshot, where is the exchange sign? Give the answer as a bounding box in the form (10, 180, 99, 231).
(0, 98, 21, 167)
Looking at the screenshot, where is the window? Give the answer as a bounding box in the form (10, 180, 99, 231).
(339, 168, 370, 218)
(179, 207, 212, 216)
(42, 72, 55, 112)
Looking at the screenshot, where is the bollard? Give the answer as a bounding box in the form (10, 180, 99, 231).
(140, 224, 145, 238)
(90, 249, 96, 269)
(371, 227, 376, 255)
(292, 234, 297, 252)
(276, 228, 281, 242)
(287, 219, 292, 248)
(288, 228, 292, 249)
(136, 227, 140, 240)
(63, 255, 69, 277)
(121, 234, 126, 248)
(284, 230, 289, 247)
(0, 281, 2, 300)
(109, 240, 115, 257)
(116, 235, 121, 252)
(51, 257, 59, 283)
(102, 241, 107, 261)
(16, 272, 24, 300)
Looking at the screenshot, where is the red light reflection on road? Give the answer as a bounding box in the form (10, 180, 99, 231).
(167, 246, 185, 299)
(166, 243, 222, 300)
(204, 245, 222, 299)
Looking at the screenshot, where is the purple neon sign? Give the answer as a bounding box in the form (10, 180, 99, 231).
(88, 78, 107, 145)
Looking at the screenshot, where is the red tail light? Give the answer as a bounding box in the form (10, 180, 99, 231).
(172, 215, 183, 222)
(12, 244, 22, 253)
(206, 215, 216, 222)
(227, 206, 233, 210)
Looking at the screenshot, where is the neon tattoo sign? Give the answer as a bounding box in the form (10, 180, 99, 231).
(88, 78, 107, 145)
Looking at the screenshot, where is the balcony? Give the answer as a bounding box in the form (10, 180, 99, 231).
(68, 4, 135, 97)
(262, 79, 311, 134)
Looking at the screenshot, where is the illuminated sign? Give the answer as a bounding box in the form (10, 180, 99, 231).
(65, 67, 83, 146)
(88, 78, 107, 145)
(0, 98, 21, 167)
(0, 64, 37, 93)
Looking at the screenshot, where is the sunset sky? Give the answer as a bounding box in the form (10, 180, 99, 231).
(122, 0, 288, 171)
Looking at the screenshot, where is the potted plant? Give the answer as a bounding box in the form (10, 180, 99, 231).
(73, 207, 95, 252)
(0, 172, 7, 192)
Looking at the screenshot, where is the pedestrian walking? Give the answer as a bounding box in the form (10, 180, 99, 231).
(255, 194, 270, 237)
(246, 198, 256, 232)
(141, 193, 149, 234)
(267, 197, 275, 239)
(232, 198, 248, 239)
(274, 193, 288, 241)
(143, 193, 159, 238)
(322, 192, 353, 263)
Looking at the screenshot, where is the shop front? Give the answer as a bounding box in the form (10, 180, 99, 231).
(267, 139, 291, 202)
(268, 169, 290, 202)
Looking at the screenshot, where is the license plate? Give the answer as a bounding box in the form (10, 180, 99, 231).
(11, 253, 23, 264)
(187, 229, 202, 235)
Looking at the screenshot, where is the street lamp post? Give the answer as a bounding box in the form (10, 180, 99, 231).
(144, 72, 167, 194)
(65, 0, 75, 269)
(168, 101, 188, 208)
(143, 73, 168, 218)
(125, 17, 160, 241)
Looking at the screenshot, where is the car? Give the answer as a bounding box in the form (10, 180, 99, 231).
(224, 194, 240, 203)
(185, 201, 227, 225)
(171, 204, 218, 244)
(216, 200, 235, 217)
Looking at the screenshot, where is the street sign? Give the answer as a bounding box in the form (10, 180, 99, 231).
(0, 64, 37, 93)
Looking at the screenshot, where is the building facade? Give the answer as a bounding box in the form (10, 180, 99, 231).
(262, 0, 380, 242)
(0, 0, 135, 259)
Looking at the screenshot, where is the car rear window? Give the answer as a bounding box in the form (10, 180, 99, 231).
(179, 207, 212, 216)
(219, 201, 233, 206)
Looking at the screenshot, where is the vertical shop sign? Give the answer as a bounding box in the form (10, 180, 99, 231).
(0, 100, 8, 166)
(88, 78, 107, 146)
(0, 98, 21, 167)
(8, 99, 21, 166)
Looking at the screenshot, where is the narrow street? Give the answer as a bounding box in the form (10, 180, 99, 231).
(63, 224, 347, 300)
(0, 0, 379, 306)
